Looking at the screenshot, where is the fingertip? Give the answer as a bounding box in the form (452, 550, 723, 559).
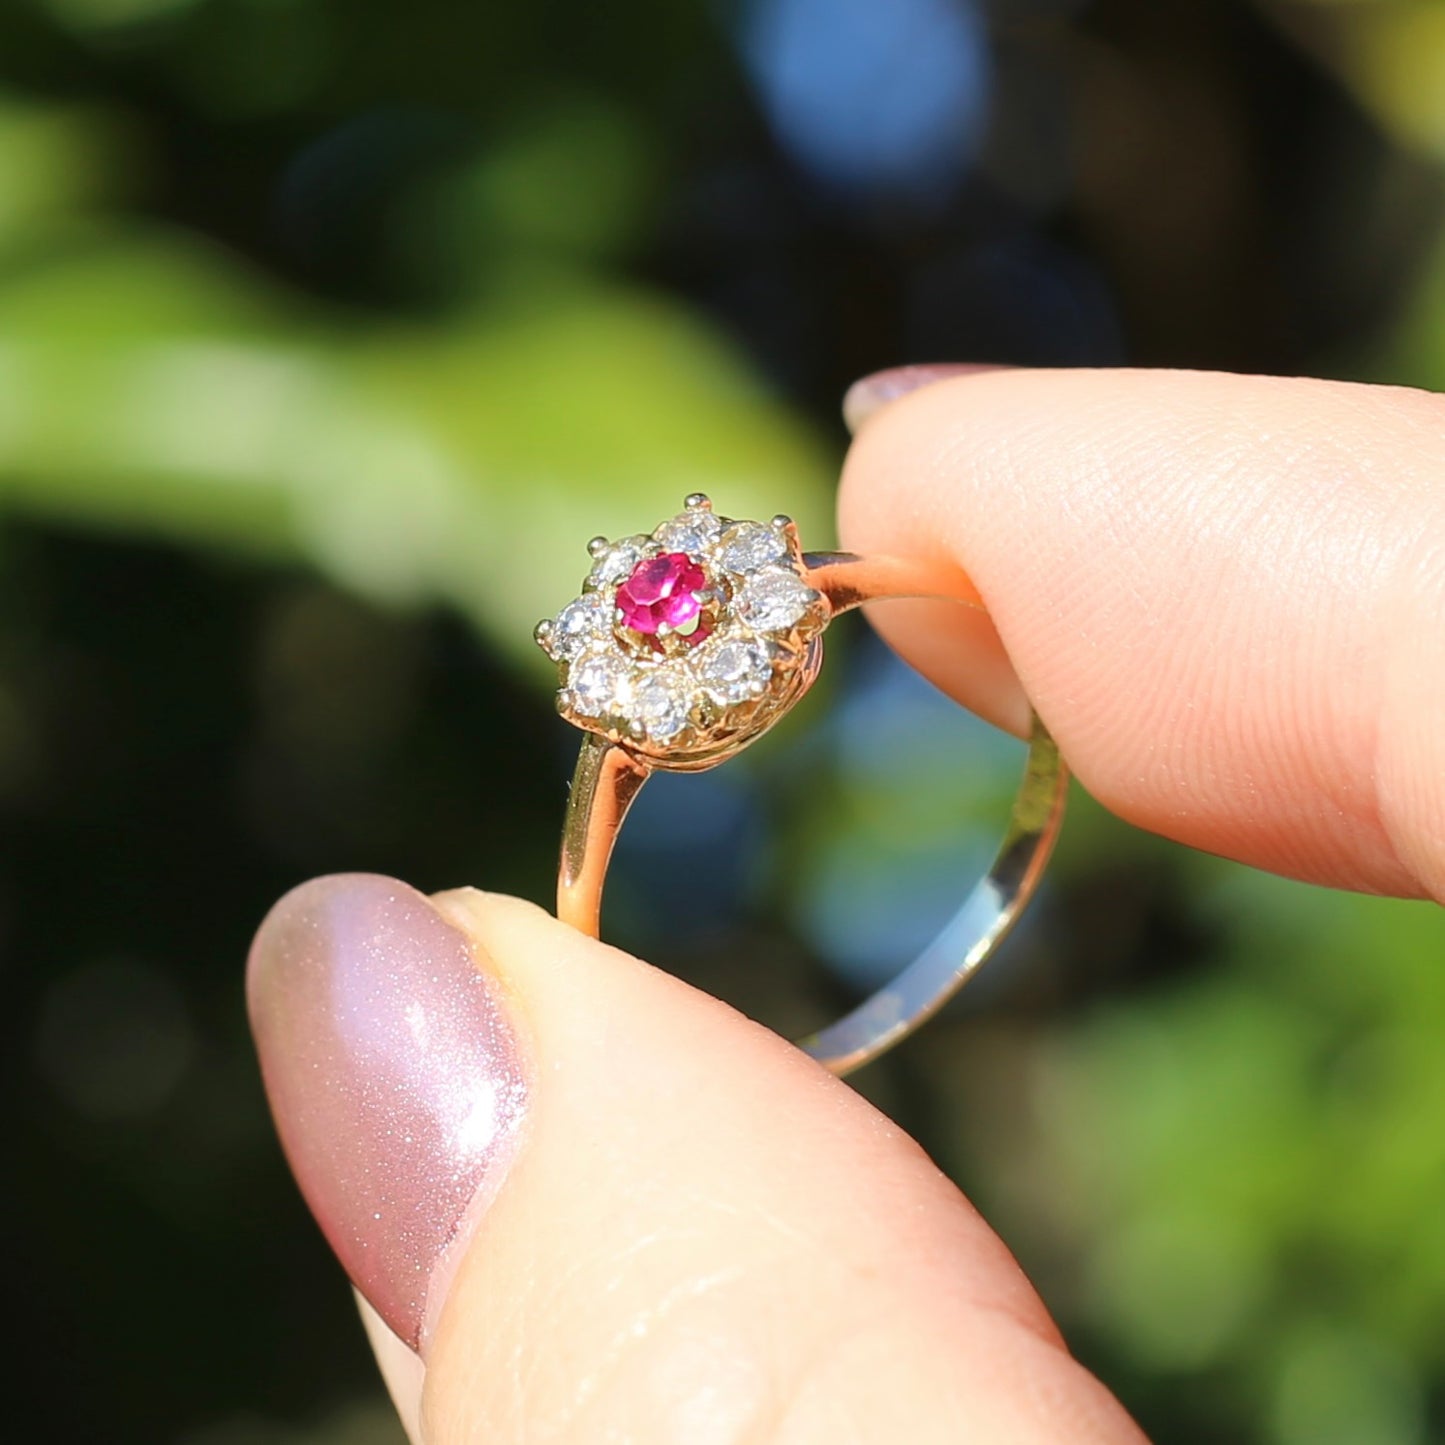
(358, 1295, 425, 1445)
(837, 366, 1445, 895)
(247, 874, 528, 1351)
(405, 887, 1138, 1443)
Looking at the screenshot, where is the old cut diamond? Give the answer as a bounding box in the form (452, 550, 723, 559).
(654, 510, 723, 557)
(569, 652, 631, 718)
(737, 569, 817, 631)
(587, 535, 653, 588)
(718, 521, 788, 574)
(630, 670, 692, 741)
(552, 592, 612, 658)
(698, 637, 772, 703)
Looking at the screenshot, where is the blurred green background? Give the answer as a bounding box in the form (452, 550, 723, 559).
(3, 0, 1443, 1441)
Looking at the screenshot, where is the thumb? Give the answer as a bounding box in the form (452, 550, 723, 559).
(248, 874, 1145, 1444)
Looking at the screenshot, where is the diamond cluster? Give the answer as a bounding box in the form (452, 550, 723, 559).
(536, 495, 827, 763)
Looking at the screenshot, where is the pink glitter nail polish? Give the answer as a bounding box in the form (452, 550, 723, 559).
(842, 362, 1005, 434)
(247, 874, 527, 1352)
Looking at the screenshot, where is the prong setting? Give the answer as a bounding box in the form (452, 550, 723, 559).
(537, 497, 826, 769)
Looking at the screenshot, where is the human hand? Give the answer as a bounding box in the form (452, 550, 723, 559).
(248, 366, 1444, 1443)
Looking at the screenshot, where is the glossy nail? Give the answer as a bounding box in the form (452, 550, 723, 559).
(842, 362, 1004, 434)
(247, 873, 527, 1352)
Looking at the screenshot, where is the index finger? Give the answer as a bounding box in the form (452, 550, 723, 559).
(838, 367, 1445, 902)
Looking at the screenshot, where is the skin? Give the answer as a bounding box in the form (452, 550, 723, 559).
(344, 367, 1443, 1441)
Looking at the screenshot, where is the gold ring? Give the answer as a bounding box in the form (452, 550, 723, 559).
(536, 494, 1067, 1075)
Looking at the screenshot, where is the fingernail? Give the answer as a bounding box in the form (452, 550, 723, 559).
(842, 363, 1004, 434)
(247, 874, 527, 1353)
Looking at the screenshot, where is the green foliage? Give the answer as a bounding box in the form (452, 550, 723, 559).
(1012, 858, 1445, 1441)
(0, 89, 833, 672)
(1389, 226, 1445, 391)
(4, 8, 1445, 1443)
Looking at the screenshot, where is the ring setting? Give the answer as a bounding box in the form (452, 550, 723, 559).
(536, 495, 829, 769)
(540, 494, 1069, 1076)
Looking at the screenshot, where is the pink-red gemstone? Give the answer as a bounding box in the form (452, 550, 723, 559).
(616, 552, 709, 639)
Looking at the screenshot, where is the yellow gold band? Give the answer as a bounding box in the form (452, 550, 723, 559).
(555, 550, 1068, 1076)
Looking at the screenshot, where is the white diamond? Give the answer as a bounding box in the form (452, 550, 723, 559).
(630, 670, 692, 741)
(718, 521, 788, 574)
(698, 637, 773, 703)
(551, 593, 612, 658)
(568, 652, 631, 717)
(588, 534, 653, 588)
(737, 568, 817, 631)
(654, 510, 723, 556)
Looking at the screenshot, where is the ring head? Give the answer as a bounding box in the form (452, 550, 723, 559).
(537, 496, 830, 770)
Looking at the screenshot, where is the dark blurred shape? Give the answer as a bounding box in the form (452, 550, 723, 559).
(1, 0, 1443, 1442)
(273, 108, 472, 293)
(34, 956, 195, 1119)
(905, 234, 1123, 364)
(614, 764, 766, 941)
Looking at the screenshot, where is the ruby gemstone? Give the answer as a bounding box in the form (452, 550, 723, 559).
(616, 552, 709, 640)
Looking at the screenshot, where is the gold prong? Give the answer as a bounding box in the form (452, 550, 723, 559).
(684, 493, 712, 511)
(534, 619, 555, 651)
(587, 536, 609, 558)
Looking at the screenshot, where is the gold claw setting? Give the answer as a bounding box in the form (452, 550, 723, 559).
(536, 494, 829, 771)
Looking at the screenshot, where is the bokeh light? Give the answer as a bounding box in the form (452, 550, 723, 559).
(739, 0, 990, 202)
(1, 0, 1442, 1441)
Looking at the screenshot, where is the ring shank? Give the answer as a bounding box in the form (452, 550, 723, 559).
(556, 551, 1068, 1077)
(794, 714, 1063, 1073)
(558, 732, 650, 940)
